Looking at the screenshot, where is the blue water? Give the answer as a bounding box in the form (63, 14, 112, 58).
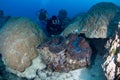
(0, 0, 120, 22)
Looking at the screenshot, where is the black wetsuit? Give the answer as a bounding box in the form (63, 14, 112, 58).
(46, 16, 63, 36)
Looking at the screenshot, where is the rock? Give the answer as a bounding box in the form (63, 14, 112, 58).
(33, 54, 106, 80)
(119, 22, 120, 28)
(102, 11, 120, 79)
(62, 2, 120, 38)
(37, 34, 92, 72)
(16, 55, 46, 79)
(0, 17, 46, 72)
(37, 70, 47, 80)
(102, 28, 120, 79)
(0, 54, 26, 80)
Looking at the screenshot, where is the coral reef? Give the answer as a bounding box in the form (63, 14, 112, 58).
(0, 17, 46, 72)
(0, 54, 27, 80)
(102, 14, 120, 80)
(37, 34, 92, 72)
(16, 55, 46, 79)
(82, 2, 120, 38)
(33, 54, 106, 80)
(101, 10, 120, 80)
(61, 13, 82, 36)
(62, 2, 120, 38)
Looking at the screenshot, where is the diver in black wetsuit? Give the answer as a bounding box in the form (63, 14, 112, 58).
(38, 9, 49, 22)
(46, 16, 63, 37)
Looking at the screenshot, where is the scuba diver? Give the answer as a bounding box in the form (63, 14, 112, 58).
(46, 15, 63, 37)
(37, 9, 49, 35)
(58, 9, 71, 30)
(0, 10, 3, 18)
(37, 9, 63, 37)
(37, 9, 49, 24)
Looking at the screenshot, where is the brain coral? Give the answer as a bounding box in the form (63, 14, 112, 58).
(0, 17, 46, 72)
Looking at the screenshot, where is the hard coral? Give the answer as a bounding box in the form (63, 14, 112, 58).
(48, 36, 66, 53)
(62, 2, 120, 38)
(0, 17, 46, 72)
(38, 34, 92, 72)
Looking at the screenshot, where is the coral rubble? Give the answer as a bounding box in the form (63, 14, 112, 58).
(37, 34, 92, 72)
